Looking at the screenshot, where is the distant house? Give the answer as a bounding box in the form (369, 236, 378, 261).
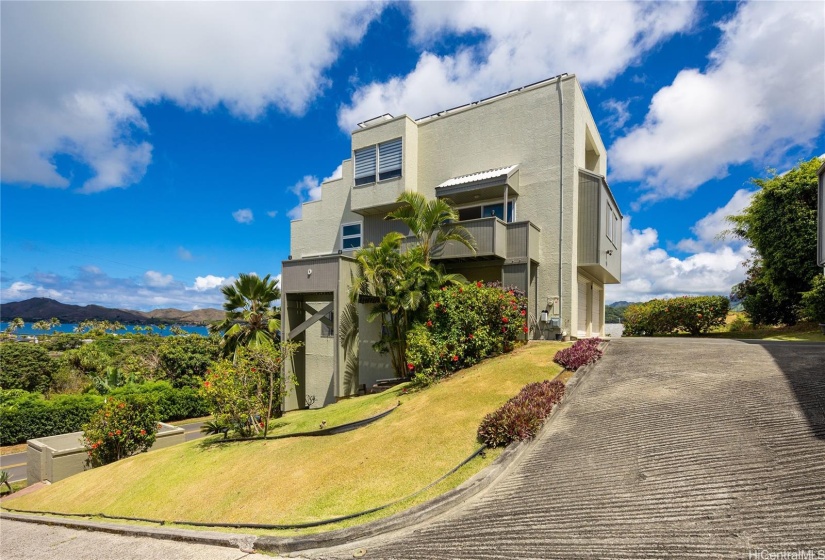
(281, 74, 623, 410)
(818, 160, 825, 268)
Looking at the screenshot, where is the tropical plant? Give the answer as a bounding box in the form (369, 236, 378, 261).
(385, 192, 475, 265)
(0, 470, 12, 494)
(338, 301, 360, 394)
(91, 366, 134, 394)
(211, 273, 281, 360)
(802, 274, 825, 324)
(407, 282, 528, 386)
(82, 396, 159, 467)
(4, 317, 24, 334)
(349, 233, 423, 377)
(728, 157, 820, 325)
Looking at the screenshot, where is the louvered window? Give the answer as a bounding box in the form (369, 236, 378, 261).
(354, 146, 377, 186)
(378, 138, 402, 180)
(353, 138, 402, 186)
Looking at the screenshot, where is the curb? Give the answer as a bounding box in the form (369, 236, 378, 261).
(0, 343, 610, 555)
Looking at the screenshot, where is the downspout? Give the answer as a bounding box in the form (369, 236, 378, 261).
(556, 76, 565, 335)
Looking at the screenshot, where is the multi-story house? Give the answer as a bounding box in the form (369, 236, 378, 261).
(281, 74, 622, 410)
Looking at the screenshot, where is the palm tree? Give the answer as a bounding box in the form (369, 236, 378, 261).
(212, 273, 281, 360)
(350, 233, 425, 377)
(385, 192, 476, 265)
(4, 317, 24, 334)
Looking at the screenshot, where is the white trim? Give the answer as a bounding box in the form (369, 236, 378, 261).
(454, 199, 517, 222)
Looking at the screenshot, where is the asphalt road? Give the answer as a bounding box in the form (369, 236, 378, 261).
(313, 338, 825, 559)
(0, 421, 207, 483)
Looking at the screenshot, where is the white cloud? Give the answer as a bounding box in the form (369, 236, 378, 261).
(288, 164, 344, 220)
(611, 1, 825, 203)
(676, 189, 753, 253)
(143, 270, 174, 288)
(605, 217, 752, 304)
(266, 210, 278, 218)
(0, 2, 382, 191)
(1, 269, 236, 310)
(338, 1, 697, 131)
(601, 99, 633, 133)
(232, 208, 254, 224)
(189, 275, 229, 293)
(177, 247, 193, 261)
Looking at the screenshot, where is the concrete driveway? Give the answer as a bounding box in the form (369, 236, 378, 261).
(317, 338, 825, 559)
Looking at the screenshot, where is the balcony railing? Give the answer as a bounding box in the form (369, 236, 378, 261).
(408, 217, 540, 262)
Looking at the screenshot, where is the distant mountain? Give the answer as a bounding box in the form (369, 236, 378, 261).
(0, 298, 223, 325)
(605, 301, 637, 324)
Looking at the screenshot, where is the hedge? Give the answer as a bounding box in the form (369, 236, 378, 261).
(623, 295, 729, 336)
(0, 382, 209, 445)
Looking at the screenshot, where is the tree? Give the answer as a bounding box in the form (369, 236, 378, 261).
(211, 273, 281, 360)
(728, 157, 821, 325)
(4, 318, 24, 334)
(385, 192, 475, 265)
(0, 343, 57, 393)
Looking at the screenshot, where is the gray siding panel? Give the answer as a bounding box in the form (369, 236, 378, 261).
(503, 263, 529, 292)
(507, 222, 529, 258)
(363, 216, 408, 246)
(282, 257, 340, 293)
(578, 172, 599, 264)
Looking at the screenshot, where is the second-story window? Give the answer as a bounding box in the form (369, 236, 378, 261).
(342, 222, 362, 250)
(354, 138, 402, 186)
(606, 206, 618, 244)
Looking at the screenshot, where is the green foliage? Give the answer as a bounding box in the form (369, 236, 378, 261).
(4, 318, 24, 334)
(0, 383, 208, 445)
(623, 296, 729, 336)
(63, 343, 112, 377)
(200, 344, 297, 437)
(385, 191, 475, 265)
(0, 391, 104, 445)
(802, 274, 825, 323)
(41, 333, 84, 351)
(157, 335, 219, 387)
(82, 396, 159, 467)
(728, 315, 750, 332)
(604, 304, 628, 324)
(91, 367, 134, 394)
(477, 380, 565, 447)
(212, 273, 281, 360)
(406, 282, 527, 386)
(729, 157, 821, 325)
(0, 342, 57, 393)
(0, 469, 12, 493)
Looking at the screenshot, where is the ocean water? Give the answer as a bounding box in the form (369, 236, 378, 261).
(0, 322, 209, 337)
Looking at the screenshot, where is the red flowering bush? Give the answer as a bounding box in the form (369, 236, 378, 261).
(477, 380, 565, 447)
(623, 296, 729, 336)
(553, 338, 603, 370)
(82, 395, 158, 467)
(407, 282, 526, 387)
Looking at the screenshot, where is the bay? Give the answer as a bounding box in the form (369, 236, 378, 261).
(0, 322, 209, 337)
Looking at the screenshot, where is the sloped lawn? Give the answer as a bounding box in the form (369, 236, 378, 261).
(4, 343, 567, 530)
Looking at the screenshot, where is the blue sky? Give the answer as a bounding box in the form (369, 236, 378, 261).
(1, 1, 823, 310)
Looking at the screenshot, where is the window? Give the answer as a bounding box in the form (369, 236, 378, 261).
(342, 222, 362, 250)
(606, 207, 618, 244)
(354, 138, 402, 185)
(321, 311, 334, 338)
(458, 201, 515, 223)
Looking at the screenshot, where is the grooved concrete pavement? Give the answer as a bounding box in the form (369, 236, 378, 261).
(312, 338, 825, 559)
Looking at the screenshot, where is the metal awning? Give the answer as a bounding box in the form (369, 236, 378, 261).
(435, 165, 519, 204)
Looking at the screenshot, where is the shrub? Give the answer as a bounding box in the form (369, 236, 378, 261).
(802, 275, 825, 323)
(0, 383, 209, 445)
(477, 380, 565, 447)
(157, 336, 219, 388)
(623, 296, 729, 336)
(553, 338, 603, 370)
(406, 282, 527, 387)
(0, 342, 57, 393)
(82, 396, 158, 467)
(728, 315, 750, 332)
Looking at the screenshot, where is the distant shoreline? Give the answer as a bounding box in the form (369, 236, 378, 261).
(0, 322, 210, 337)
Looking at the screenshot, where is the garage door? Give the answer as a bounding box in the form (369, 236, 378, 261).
(591, 286, 602, 337)
(577, 277, 588, 337)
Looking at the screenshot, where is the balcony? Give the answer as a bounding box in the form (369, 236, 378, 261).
(411, 217, 540, 263)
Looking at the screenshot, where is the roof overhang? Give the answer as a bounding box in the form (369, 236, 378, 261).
(435, 165, 519, 204)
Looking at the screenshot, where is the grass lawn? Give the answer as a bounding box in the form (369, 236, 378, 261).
(3, 342, 567, 533)
(705, 315, 825, 342)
